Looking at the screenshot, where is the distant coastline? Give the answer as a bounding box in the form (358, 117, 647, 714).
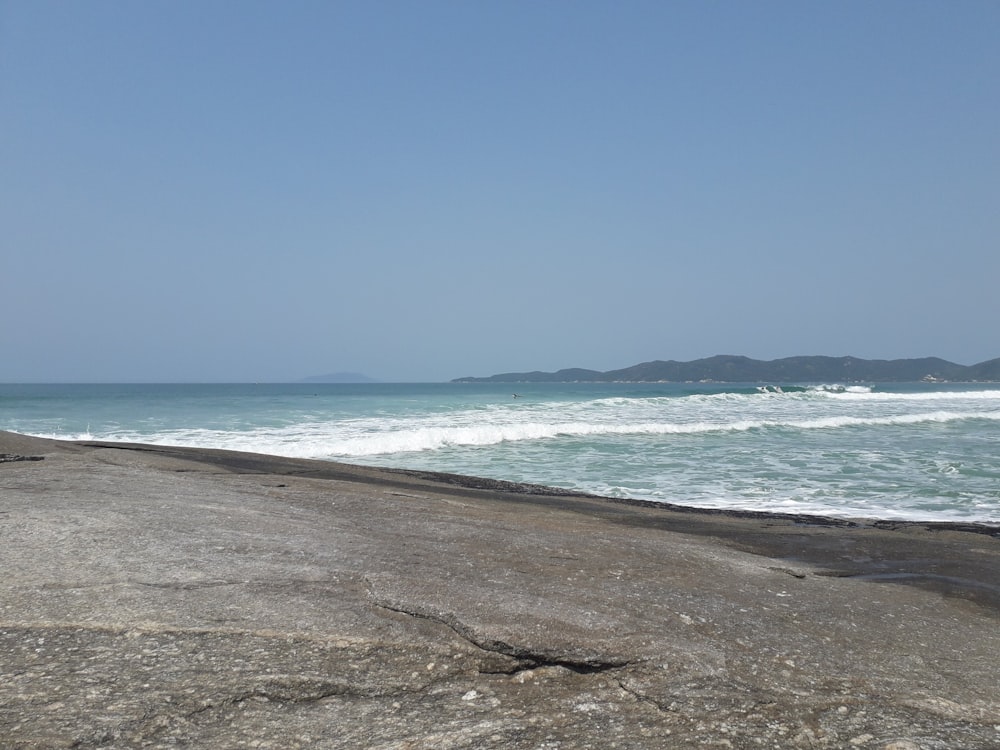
(453, 354, 1000, 384)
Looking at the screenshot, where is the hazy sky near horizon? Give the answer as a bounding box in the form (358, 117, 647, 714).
(2, 1, 998, 382)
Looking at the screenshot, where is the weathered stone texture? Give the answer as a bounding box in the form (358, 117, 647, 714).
(2, 431, 999, 748)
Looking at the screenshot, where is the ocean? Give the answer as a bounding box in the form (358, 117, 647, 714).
(2, 381, 998, 523)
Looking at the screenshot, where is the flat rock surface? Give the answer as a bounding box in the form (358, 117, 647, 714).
(1, 430, 999, 749)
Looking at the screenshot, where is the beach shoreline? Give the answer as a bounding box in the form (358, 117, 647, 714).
(3, 430, 1000, 748)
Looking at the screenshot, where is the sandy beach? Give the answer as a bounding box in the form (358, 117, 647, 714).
(2, 430, 999, 748)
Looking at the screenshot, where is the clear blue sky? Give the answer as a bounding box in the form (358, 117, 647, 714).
(2, 1, 998, 382)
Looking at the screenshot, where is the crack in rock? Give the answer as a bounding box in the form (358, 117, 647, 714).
(0, 453, 44, 463)
(367, 591, 629, 675)
(768, 566, 808, 579)
(78, 678, 425, 748)
(188, 677, 392, 713)
(131, 579, 249, 591)
(615, 677, 672, 713)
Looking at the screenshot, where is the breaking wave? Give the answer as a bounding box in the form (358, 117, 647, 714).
(84, 407, 1000, 459)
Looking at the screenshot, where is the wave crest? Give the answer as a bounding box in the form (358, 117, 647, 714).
(319, 409, 1000, 457)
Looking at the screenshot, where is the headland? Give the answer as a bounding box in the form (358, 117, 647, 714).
(453, 354, 1000, 383)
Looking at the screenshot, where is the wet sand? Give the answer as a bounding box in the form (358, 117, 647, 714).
(2, 430, 999, 748)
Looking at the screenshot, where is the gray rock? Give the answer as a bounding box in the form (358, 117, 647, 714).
(2, 431, 999, 748)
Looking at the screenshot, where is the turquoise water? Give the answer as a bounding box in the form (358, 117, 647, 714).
(2, 381, 998, 522)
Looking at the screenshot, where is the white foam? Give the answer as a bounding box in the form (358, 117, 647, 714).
(153, 408, 997, 459)
(822, 388, 1000, 402)
(32, 392, 1000, 462)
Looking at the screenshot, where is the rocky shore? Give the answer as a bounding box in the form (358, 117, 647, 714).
(2, 430, 999, 749)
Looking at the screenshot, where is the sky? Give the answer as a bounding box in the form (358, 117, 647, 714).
(2, 1, 998, 382)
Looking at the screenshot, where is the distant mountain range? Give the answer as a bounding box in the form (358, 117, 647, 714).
(300, 372, 379, 384)
(453, 355, 1000, 384)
